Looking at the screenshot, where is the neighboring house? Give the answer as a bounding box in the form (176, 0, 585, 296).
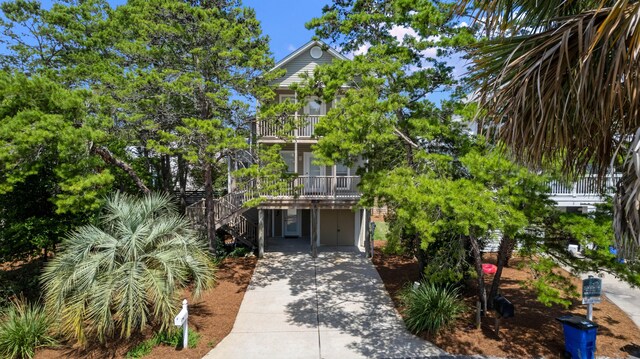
(547, 175, 620, 213)
(464, 121, 620, 214)
(187, 40, 369, 256)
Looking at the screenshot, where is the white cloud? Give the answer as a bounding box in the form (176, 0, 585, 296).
(287, 44, 296, 52)
(353, 43, 371, 56)
(389, 25, 420, 43)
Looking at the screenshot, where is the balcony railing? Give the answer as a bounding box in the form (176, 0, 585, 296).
(257, 115, 322, 138)
(547, 175, 621, 205)
(256, 175, 360, 200)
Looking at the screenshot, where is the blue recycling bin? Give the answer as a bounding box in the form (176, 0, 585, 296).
(556, 315, 598, 359)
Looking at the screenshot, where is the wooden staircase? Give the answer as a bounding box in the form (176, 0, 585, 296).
(185, 189, 257, 248)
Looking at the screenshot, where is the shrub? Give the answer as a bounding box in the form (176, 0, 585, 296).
(400, 282, 466, 335)
(42, 193, 216, 344)
(0, 298, 57, 359)
(228, 246, 251, 258)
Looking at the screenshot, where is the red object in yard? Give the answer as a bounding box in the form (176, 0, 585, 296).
(482, 263, 497, 275)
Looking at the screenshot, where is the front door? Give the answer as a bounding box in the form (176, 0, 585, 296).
(283, 209, 300, 237)
(303, 152, 326, 194)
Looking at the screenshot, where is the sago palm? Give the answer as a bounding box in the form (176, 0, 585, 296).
(41, 192, 215, 344)
(463, 0, 640, 258)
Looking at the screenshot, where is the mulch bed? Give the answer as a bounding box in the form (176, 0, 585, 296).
(372, 240, 640, 358)
(34, 256, 257, 359)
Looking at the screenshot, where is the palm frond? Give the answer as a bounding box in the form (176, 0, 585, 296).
(467, 0, 640, 256)
(42, 192, 216, 345)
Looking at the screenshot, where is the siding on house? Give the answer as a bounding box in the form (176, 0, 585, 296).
(272, 49, 337, 88)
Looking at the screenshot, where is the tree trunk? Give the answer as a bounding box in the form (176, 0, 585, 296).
(177, 155, 188, 209)
(415, 234, 427, 280)
(489, 235, 514, 308)
(504, 237, 516, 267)
(161, 154, 172, 193)
(204, 163, 216, 253)
(469, 234, 487, 314)
(91, 144, 150, 195)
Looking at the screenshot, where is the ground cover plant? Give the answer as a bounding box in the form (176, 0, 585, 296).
(125, 328, 200, 358)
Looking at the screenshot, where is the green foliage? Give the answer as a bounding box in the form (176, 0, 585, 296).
(0, 298, 58, 359)
(422, 234, 469, 286)
(41, 193, 216, 345)
(373, 222, 389, 241)
(125, 328, 200, 358)
(400, 282, 466, 335)
(0, 72, 113, 214)
(228, 246, 251, 258)
(521, 257, 578, 309)
(373, 221, 405, 255)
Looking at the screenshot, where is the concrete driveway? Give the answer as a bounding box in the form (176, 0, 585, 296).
(204, 241, 446, 359)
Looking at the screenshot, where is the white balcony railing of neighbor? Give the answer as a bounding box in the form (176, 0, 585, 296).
(258, 115, 322, 138)
(258, 175, 360, 199)
(547, 174, 621, 205)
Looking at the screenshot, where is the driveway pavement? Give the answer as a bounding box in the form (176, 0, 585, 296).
(203, 241, 447, 359)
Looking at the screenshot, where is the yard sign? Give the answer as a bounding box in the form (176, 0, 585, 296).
(582, 276, 602, 320)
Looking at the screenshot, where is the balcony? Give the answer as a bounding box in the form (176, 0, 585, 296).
(257, 175, 360, 200)
(547, 175, 621, 207)
(257, 115, 322, 139)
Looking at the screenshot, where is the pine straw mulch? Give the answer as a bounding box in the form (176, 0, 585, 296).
(35, 256, 257, 359)
(372, 240, 640, 358)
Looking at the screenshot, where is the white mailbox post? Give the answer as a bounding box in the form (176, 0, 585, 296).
(174, 299, 188, 349)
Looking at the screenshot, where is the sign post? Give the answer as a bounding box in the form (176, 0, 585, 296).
(582, 276, 602, 321)
(174, 299, 189, 349)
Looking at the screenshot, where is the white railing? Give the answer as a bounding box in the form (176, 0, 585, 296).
(257, 115, 323, 138)
(258, 175, 361, 199)
(547, 175, 621, 206)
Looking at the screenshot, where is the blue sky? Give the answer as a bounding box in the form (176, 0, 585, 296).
(243, 0, 330, 62)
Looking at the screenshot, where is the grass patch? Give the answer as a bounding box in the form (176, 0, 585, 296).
(0, 298, 57, 359)
(373, 222, 389, 241)
(125, 328, 200, 358)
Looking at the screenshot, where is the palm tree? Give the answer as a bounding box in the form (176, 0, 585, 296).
(463, 0, 640, 258)
(41, 192, 215, 344)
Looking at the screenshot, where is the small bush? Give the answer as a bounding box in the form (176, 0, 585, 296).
(125, 328, 200, 358)
(400, 282, 466, 335)
(228, 246, 251, 258)
(0, 299, 57, 359)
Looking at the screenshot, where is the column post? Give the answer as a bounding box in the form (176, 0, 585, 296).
(364, 208, 372, 258)
(258, 209, 264, 258)
(311, 201, 318, 258)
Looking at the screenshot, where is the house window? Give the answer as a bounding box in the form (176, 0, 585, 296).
(281, 151, 295, 173)
(336, 163, 350, 189)
(304, 97, 324, 116)
(280, 94, 295, 104)
(335, 163, 349, 176)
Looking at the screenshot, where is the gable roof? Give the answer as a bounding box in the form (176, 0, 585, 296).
(270, 40, 349, 72)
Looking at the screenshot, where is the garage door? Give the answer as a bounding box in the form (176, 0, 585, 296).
(320, 209, 355, 246)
